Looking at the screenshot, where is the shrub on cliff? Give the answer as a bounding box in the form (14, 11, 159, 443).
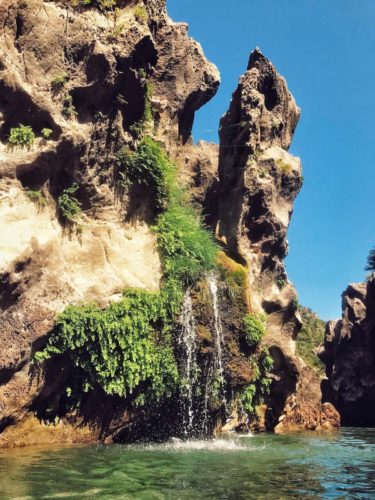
(25, 189, 47, 209)
(116, 137, 176, 211)
(57, 184, 82, 223)
(156, 205, 218, 285)
(8, 124, 35, 148)
(34, 290, 180, 401)
(240, 349, 273, 417)
(243, 313, 266, 347)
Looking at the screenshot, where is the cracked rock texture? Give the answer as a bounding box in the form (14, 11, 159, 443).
(319, 276, 375, 425)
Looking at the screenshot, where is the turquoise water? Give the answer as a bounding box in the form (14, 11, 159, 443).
(0, 428, 374, 499)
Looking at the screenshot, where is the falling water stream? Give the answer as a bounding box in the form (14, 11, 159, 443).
(178, 276, 228, 437)
(178, 291, 198, 436)
(208, 274, 227, 412)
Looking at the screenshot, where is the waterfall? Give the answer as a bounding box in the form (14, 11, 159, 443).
(177, 278, 228, 439)
(178, 290, 198, 437)
(208, 274, 227, 412)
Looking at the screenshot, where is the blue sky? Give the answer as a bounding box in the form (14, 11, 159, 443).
(167, 0, 375, 320)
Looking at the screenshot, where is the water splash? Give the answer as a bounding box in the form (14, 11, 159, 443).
(178, 290, 198, 436)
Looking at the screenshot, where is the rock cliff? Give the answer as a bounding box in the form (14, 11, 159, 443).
(213, 49, 338, 433)
(319, 276, 375, 425)
(0, 0, 338, 447)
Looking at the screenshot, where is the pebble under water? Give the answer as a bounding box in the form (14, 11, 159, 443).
(0, 428, 375, 499)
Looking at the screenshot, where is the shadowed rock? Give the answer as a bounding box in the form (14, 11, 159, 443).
(319, 276, 375, 425)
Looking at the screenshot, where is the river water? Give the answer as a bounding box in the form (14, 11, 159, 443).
(0, 428, 374, 499)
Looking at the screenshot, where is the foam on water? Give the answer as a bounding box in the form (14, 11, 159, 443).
(128, 436, 253, 453)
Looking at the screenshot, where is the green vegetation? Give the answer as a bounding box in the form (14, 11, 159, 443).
(34, 290, 179, 401)
(243, 313, 266, 347)
(296, 307, 325, 375)
(116, 137, 218, 285)
(129, 79, 154, 137)
(36, 138, 218, 407)
(62, 94, 77, 119)
(51, 73, 69, 92)
(240, 349, 273, 416)
(365, 247, 375, 273)
(133, 5, 148, 24)
(25, 189, 47, 208)
(116, 137, 174, 211)
(156, 204, 218, 285)
(41, 128, 53, 139)
(8, 124, 35, 148)
(57, 184, 82, 223)
(217, 251, 248, 302)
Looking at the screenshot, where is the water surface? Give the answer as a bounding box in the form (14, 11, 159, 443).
(0, 428, 374, 499)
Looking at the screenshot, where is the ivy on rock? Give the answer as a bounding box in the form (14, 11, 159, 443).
(35, 137, 218, 407)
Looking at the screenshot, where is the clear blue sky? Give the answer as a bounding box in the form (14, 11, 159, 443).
(167, 0, 375, 320)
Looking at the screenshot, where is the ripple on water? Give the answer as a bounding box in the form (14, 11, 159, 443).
(0, 428, 375, 499)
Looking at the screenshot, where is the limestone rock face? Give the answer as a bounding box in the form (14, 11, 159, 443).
(0, 2, 338, 447)
(319, 277, 375, 425)
(0, 0, 219, 443)
(215, 49, 339, 432)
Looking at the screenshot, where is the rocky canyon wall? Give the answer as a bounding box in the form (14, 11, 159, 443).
(0, 0, 338, 447)
(320, 275, 375, 426)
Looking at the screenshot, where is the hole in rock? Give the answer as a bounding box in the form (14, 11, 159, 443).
(258, 74, 279, 111)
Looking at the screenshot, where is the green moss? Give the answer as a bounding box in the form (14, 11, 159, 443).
(276, 159, 292, 174)
(129, 79, 154, 137)
(243, 313, 266, 347)
(240, 349, 273, 417)
(217, 251, 248, 303)
(8, 124, 35, 148)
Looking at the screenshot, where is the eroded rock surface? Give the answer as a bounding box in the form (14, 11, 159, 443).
(0, 2, 338, 447)
(0, 0, 220, 445)
(215, 49, 339, 433)
(319, 276, 375, 425)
